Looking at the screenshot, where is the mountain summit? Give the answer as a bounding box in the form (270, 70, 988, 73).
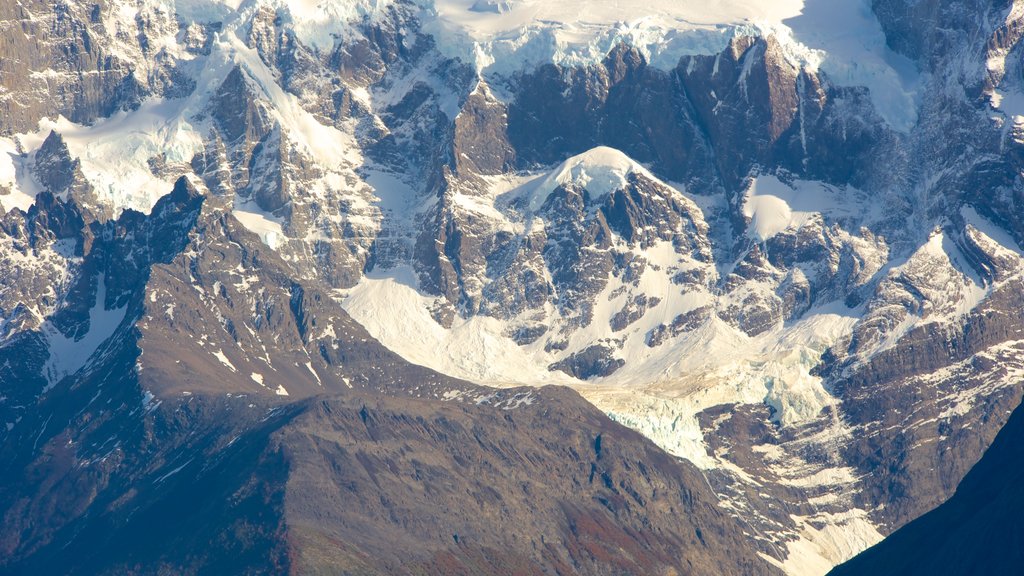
(1, 0, 1023, 574)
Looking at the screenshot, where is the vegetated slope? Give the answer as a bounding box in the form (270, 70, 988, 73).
(2, 384, 782, 575)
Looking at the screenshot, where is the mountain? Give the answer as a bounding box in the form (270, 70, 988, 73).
(3, 385, 781, 576)
(1, 0, 1024, 574)
(829, 396, 1024, 575)
(0, 175, 779, 575)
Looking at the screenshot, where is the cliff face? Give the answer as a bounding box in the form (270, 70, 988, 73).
(2, 0, 1024, 573)
(829, 387, 1024, 576)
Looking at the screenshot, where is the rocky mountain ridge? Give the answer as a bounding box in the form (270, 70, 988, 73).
(1, 0, 1024, 573)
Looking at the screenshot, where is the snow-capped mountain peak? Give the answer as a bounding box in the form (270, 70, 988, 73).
(2, 0, 1024, 574)
(528, 146, 655, 210)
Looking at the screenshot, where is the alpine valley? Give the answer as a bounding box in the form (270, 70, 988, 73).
(1, 0, 1023, 574)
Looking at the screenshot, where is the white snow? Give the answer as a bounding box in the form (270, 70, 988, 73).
(38, 100, 204, 213)
(961, 206, 1024, 257)
(171, 0, 241, 22)
(990, 87, 1024, 122)
(744, 191, 794, 242)
(212, 349, 237, 372)
(0, 140, 37, 213)
(243, 0, 398, 51)
(778, 0, 921, 131)
(142, 389, 163, 413)
(987, 2, 1024, 126)
(851, 228, 993, 364)
(158, 0, 919, 132)
(153, 457, 194, 483)
(425, 0, 791, 73)
(0, 137, 45, 213)
(742, 174, 875, 242)
(781, 509, 883, 576)
(528, 146, 652, 210)
(0, 0, 916, 222)
(426, 0, 920, 128)
(233, 201, 286, 249)
(345, 263, 858, 469)
(932, 341, 1024, 421)
(211, 26, 362, 167)
(304, 361, 323, 385)
(344, 266, 576, 386)
(0, 1, 364, 217)
(341, 151, 872, 475)
(434, 0, 803, 37)
(41, 276, 129, 389)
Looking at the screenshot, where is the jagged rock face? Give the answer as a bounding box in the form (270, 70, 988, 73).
(3, 0, 1024, 574)
(0, 0, 187, 135)
(873, 0, 1011, 72)
(677, 36, 800, 186)
(507, 45, 721, 190)
(0, 158, 783, 575)
(136, 186, 463, 401)
(829, 384, 1024, 575)
(416, 152, 721, 358)
(453, 84, 516, 176)
(210, 66, 274, 161)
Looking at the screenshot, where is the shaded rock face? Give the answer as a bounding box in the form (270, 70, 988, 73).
(824, 280, 1024, 529)
(508, 44, 721, 190)
(453, 83, 516, 177)
(549, 345, 624, 379)
(504, 38, 894, 196)
(404, 31, 904, 380)
(0, 156, 789, 576)
(134, 194, 461, 402)
(417, 159, 717, 336)
(872, 0, 1011, 70)
(280, 390, 777, 576)
(210, 66, 273, 157)
(3, 0, 1024, 574)
(0, 177, 205, 415)
(829, 387, 1024, 576)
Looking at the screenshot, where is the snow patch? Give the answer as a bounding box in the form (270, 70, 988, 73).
(233, 201, 286, 250)
(304, 361, 323, 386)
(529, 146, 652, 210)
(42, 276, 129, 389)
(212, 349, 237, 372)
(782, 509, 883, 576)
(344, 266, 575, 386)
(742, 174, 874, 242)
(38, 100, 204, 214)
(961, 206, 1024, 257)
(0, 139, 37, 213)
(154, 457, 194, 483)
